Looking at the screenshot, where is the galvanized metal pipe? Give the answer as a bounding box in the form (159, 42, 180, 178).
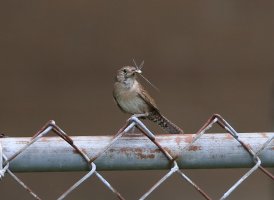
(1, 133, 273, 172)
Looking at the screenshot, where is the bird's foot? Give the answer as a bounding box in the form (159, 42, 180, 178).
(128, 113, 149, 122)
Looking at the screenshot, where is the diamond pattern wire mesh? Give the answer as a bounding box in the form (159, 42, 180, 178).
(0, 114, 274, 199)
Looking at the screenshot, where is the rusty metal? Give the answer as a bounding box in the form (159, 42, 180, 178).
(255, 135, 274, 180)
(129, 116, 211, 200)
(89, 120, 134, 163)
(0, 114, 274, 200)
(1, 134, 274, 171)
(185, 114, 272, 199)
(1, 120, 125, 200)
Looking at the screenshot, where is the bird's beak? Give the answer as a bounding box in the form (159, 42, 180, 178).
(135, 69, 142, 74)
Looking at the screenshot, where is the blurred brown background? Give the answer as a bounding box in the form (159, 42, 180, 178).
(0, 1, 273, 199)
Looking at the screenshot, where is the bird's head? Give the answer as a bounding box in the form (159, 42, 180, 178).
(116, 66, 142, 82)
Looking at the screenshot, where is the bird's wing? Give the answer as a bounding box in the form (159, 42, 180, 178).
(138, 85, 159, 112)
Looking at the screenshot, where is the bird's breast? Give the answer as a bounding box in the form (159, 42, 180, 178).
(113, 83, 149, 114)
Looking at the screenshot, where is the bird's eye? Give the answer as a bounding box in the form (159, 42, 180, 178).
(123, 69, 127, 73)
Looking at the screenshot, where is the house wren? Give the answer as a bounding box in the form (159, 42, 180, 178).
(113, 66, 183, 134)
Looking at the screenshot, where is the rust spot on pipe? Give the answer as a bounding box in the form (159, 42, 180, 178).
(40, 137, 54, 142)
(225, 134, 234, 140)
(135, 148, 156, 159)
(188, 145, 202, 151)
(125, 133, 144, 137)
(120, 147, 131, 156)
(150, 149, 162, 154)
(113, 147, 157, 159)
(72, 149, 78, 154)
(136, 152, 155, 159)
(175, 137, 183, 145)
(184, 134, 194, 143)
(40, 137, 47, 141)
(260, 132, 268, 138)
(81, 149, 88, 155)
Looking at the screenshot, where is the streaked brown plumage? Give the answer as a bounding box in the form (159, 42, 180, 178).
(113, 66, 183, 134)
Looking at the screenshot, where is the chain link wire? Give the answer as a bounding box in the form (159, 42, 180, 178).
(0, 114, 273, 199)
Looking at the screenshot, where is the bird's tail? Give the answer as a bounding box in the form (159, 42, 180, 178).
(147, 111, 183, 134)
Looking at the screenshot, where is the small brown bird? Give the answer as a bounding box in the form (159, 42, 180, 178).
(113, 65, 183, 134)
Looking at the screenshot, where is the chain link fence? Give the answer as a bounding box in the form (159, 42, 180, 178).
(0, 114, 273, 199)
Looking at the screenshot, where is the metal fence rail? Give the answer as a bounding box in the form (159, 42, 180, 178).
(1, 133, 274, 172)
(0, 114, 274, 200)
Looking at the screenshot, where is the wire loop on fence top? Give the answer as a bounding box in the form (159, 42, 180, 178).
(0, 114, 274, 200)
(57, 162, 97, 200)
(0, 145, 9, 179)
(1, 120, 125, 200)
(126, 116, 211, 200)
(185, 114, 273, 199)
